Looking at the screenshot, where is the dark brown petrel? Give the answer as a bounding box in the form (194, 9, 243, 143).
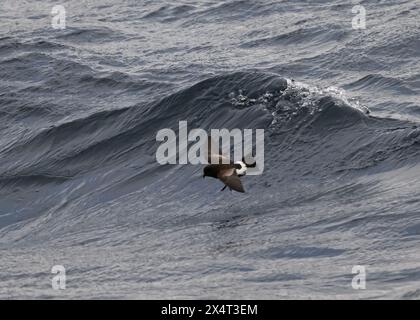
(202, 137, 255, 193)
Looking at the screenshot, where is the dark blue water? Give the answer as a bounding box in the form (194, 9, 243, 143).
(1, 0, 420, 299)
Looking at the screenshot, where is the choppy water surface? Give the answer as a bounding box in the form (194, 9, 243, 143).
(1, 0, 420, 299)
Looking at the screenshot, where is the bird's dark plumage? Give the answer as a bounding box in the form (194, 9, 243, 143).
(204, 132, 250, 189)
(203, 164, 245, 193)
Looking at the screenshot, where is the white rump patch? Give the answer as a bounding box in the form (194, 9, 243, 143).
(235, 161, 247, 176)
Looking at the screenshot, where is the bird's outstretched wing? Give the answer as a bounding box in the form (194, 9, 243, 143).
(217, 167, 245, 193)
(206, 136, 230, 164)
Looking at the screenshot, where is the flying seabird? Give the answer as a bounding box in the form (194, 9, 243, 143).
(202, 137, 255, 193)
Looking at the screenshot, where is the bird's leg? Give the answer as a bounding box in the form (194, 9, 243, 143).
(220, 185, 227, 191)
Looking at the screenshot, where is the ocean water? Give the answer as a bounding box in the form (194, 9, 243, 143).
(1, 0, 420, 299)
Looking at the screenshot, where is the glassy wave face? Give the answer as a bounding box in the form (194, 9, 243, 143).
(1, 0, 420, 299)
